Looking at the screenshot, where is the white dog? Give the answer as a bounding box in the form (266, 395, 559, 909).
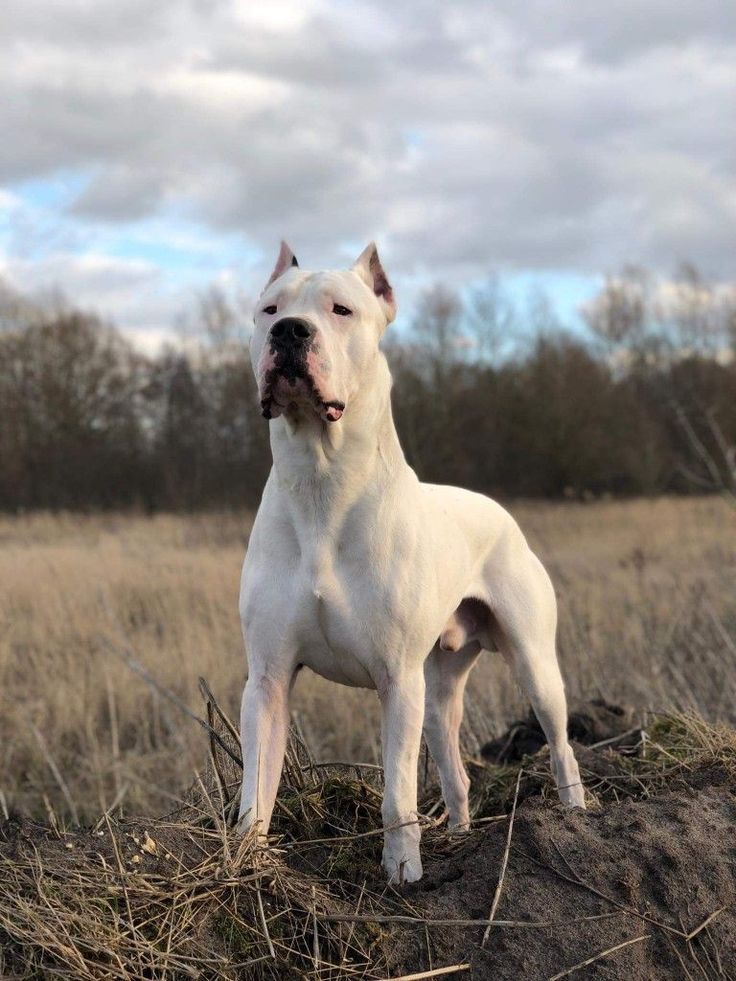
(237, 242, 584, 883)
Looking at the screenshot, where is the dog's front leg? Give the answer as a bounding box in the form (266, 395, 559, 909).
(236, 668, 292, 837)
(378, 666, 425, 884)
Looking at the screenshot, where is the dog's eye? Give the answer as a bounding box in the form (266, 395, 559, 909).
(262, 305, 277, 315)
(333, 304, 352, 316)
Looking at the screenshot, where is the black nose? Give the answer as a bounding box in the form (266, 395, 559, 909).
(270, 317, 315, 348)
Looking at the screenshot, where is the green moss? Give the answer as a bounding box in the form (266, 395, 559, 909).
(212, 910, 259, 959)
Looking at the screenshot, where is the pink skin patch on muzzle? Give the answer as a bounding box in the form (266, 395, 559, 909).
(257, 342, 344, 423)
(257, 347, 277, 382)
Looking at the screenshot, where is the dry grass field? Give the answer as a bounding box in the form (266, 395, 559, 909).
(0, 497, 734, 826)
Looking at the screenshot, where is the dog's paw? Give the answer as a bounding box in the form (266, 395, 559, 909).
(558, 782, 586, 809)
(447, 820, 471, 834)
(382, 822, 423, 884)
(383, 849, 423, 884)
(234, 802, 254, 835)
(235, 806, 268, 837)
(382, 813, 423, 884)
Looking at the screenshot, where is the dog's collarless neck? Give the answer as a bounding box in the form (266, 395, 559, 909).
(269, 368, 405, 505)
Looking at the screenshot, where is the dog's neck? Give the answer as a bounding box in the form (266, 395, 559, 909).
(268, 354, 406, 518)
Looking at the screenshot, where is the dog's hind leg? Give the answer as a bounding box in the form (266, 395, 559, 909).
(423, 645, 480, 828)
(490, 548, 585, 808)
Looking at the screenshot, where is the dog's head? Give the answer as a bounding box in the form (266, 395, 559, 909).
(251, 242, 396, 423)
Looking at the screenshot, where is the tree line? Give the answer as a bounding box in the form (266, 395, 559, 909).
(0, 263, 734, 511)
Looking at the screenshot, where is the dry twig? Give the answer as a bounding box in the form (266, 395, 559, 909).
(547, 934, 650, 980)
(482, 767, 522, 947)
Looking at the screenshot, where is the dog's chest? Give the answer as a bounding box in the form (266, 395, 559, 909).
(290, 537, 416, 689)
(290, 551, 376, 687)
(243, 480, 443, 688)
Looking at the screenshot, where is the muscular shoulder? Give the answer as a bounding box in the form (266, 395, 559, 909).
(418, 482, 513, 523)
(417, 482, 525, 553)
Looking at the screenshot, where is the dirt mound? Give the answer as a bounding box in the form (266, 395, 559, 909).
(392, 777, 735, 979)
(480, 697, 641, 764)
(1, 707, 735, 979)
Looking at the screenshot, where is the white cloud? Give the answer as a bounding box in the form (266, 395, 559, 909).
(155, 67, 289, 111)
(0, 0, 734, 336)
(123, 325, 182, 355)
(0, 250, 163, 325)
(0, 189, 21, 210)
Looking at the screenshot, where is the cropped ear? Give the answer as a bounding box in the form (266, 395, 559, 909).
(264, 240, 299, 291)
(351, 242, 396, 324)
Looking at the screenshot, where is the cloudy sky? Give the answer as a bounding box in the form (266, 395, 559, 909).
(1, 0, 734, 344)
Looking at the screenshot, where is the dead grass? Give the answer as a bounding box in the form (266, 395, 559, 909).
(1, 702, 735, 980)
(0, 497, 734, 824)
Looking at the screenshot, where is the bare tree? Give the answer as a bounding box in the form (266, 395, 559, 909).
(659, 264, 736, 501)
(466, 273, 517, 363)
(0, 277, 45, 333)
(197, 284, 254, 349)
(663, 262, 719, 355)
(581, 265, 651, 355)
(410, 284, 464, 387)
(661, 261, 736, 361)
(0, 309, 147, 508)
(175, 283, 253, 356)
(673, 401, 736, 501)
(0, 265, 734, 511)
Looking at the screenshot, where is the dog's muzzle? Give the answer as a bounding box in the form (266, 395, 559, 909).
(260, 318, 344, 423)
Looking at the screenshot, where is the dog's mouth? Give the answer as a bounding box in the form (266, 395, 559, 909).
(260, 364, 344, 424)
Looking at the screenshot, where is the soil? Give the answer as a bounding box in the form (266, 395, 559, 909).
(379, 707, 736, 979)
(2, 706, 735, 980)
(389, 770, 736, 979)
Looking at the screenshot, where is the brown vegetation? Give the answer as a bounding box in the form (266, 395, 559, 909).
(1, 498, 734, 825)
(2, 703, 735, 979)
